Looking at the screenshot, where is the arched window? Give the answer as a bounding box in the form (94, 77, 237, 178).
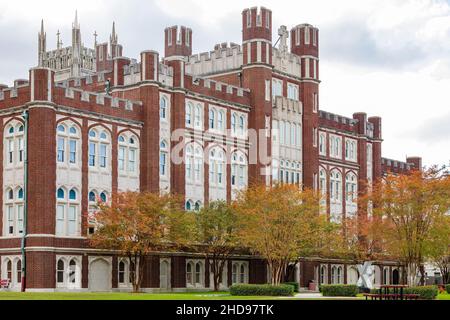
(4, 187, 24, 236)
(16, 260, 22, 283)
(160, 97, 167, 119)
(118, 132, 139, 176)
(186, 200, 193, 211)
(69, 259, 76, 284)
(239, 116, 245, 135)
(337, 267, 342, 284)
(320, 266, 327, 284)
(56, 122, 80, 165)
(209, 109, 215, 129)
(56, 187, 80, 236)
(319, 168, 327, 196)
(209, 147, 226, 187)
(231, 151, 247, 189)
(186, 262, 194, 286)
(330, 170, 342, 202)
(232, 264, 238, 284)
(5, 121, 25, 166)
(18, 188, 24, 200)
(3, 259, 11, 282)
(185, 143, 203, 183)
(331, 266, 337, 284)
(118, 261, 126, 284)
(346, 173, 358, 204)
(57, 259, 65, 283)
(100, 192, 107, 203)
(194, 201, 201, 212)
(231, 114, 237, 133)
(89, 191, 96, 202)
(186, 103, 193, 126)
(240, 264, 246, 283)
(195, 262, 202, 284)
(194, 104, 202, 128)
(160, 140, 168, 177)
(89, 128, 111, 169)
(217, 111, 224, 131)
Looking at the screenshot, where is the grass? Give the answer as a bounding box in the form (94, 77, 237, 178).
(0, 291, 447, 300)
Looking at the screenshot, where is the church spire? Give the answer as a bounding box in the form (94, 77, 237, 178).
(110, 21, 118, 45)
(73, 10, 80, 29)
(38, 19, 46, 66)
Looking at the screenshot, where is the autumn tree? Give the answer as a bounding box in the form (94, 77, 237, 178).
(368, 168, 450, 286)
(90, 191, 195, 292)
(195, 201, 240, 291)
(425, 214, 450, 284)
(233, 183, 330, 285)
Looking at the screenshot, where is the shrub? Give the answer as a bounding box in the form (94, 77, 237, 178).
(321, 285, 359, 297)
(282, 282, 299, 293)
(230, 284, 294, 297)
(446, 284, 450, 294)
(371, 286, 439, 300)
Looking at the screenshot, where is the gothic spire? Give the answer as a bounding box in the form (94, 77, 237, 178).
(110, 21, 118, 45)
(73, 10, 80, 29)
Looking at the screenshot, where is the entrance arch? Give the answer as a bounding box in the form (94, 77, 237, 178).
(347, 266, 359, 285)
(392, 269, 400, 285)
(160, 259, 171, 290)
(89, 258, 112, 292)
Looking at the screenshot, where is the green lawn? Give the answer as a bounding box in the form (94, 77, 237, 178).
(0, 291, 447, 300)
(0, 291, 290, 300)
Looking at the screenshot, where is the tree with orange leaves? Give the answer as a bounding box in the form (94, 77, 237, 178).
(367, 167, 450, 286)
(89, 191, 195, 292)
(233, 183, 332, 285)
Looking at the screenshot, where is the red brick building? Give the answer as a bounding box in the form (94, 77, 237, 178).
(0, 7, 421, 291)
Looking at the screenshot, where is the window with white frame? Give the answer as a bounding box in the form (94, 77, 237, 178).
(272, 79, 283, 98)
(285, 122, 291, 146)
(160, 140, 168, 177)
(345, 172, 358, 204)
(118, 133, 139, 177)
(56, 187, 80, 236)
(87, 189, 108, 236)
(304, 26, 310, 44)
(56, 122, 80, 166)
(209, 147, 226, 187)
(4, 121, 24, 167)
(194, 104, 202, 129)
(1, 257, 22, 287)
(160, 96, 168, 120)
(330, 170, 342, 203)
(232, 261, 248, 284)
(319, 132, 326, 155)
(186, 102, 193, 127)
(88, 128, 111, 170)
(319, 168, 327, 197)
(295, 124, 301, 147)
(287, 83, 299, 101)
(186, 260, 204, 288)
(280, 121, 285, 145)
(231, 112, 246, 137)
(118, 258, 132, 287)
(313, 93, 318, 112)
(345, 139, 357, 162)
(3, 187, 24, 236)
(231, 151, 248, 189)
(313, 128, 318, 147)
(320, 265, 327, 284)
(209, 107, 226, 132)
(185, 143, 203, 184)
(56, 256, 81, 289)
(329, 135, 342, 159)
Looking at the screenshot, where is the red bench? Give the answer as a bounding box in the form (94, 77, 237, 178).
(0, 279, 10, 288)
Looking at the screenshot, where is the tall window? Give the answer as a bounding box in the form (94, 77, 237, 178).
(272, 79, 283, 97)
(330, 170, 342, 203)
(89, 128, 111, 170)
(185, 102, 193, 126)
(319, 133, 326, 155)
(345, 173, 358, 204)
(160, 96, 168, 120)
(3, 187, 24, 236)
(118, 133, 139, 176)
(56, 123, 80, 166)
(287, 83, 299, 101)
(232, 262, 248, 284)
(209, 148, 226, 187)
(56, 257, 81, 288)
(4, 122, 24, 167)
(186, 144, 203, 183)
(231, 151, 247, 189)
(56, 187, 80, 236)
(209, 109, 215, 129)
(194, 104, 202, 128)
(160, 141, 168, 177)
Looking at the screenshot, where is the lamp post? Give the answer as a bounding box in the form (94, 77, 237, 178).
(20, 110, 29, 292)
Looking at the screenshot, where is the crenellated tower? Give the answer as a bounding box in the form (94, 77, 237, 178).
(291, 24, 320, 190)
(241, 7, 273, 184)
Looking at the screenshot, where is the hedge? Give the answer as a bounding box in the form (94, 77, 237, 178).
(446, 284, 450, 294)
(230, 284, 294, 297)
(321, 285, 359, 297)
(370, 286, 439, 300)
(282, 282, 299, 293)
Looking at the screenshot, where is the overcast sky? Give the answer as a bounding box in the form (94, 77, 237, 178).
(0, 0, 449, 167)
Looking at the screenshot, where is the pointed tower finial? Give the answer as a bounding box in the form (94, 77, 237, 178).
(40, 19, 45, 34)
(73, 10, 80, 29)
(110, 21, 118, 45)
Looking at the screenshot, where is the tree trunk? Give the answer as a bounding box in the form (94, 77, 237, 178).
(407, 263, 419, 287)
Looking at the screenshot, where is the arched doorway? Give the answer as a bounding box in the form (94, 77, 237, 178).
(347, 267, 359, 285)
(392, 269, 400, 285)
(160, 260, 170, 290)
(89, 259, 111, 292)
